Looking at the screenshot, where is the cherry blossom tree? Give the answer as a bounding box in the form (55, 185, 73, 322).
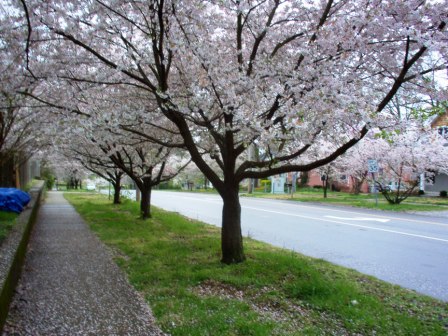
(335, 138, 385, 194)
(315, 162, 338, 198)
(177, 163, 206, 190)
(334, 125, 448, 204)
(98, 139, 186, 219)
(64, 140, 125, 204)
(42, 153, 88, 189)
(304, 142, 341, 197)
(23, 0, 448, 263)
(373, 129, 448, 204)
(0, 1, 49, 186)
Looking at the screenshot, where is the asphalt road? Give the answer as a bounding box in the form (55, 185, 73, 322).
(118, 190, 448, 301)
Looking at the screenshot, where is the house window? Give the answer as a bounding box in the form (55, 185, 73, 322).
(438, 126, 448, 138)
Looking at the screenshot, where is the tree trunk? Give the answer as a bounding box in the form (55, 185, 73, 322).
(112, 183, 121, 204)
(221, 188, 245, 264)
(247, 178, 253, 194)
(323, 179, 328, 198)
(136, 187, 141, 202)
(140, 186, 152, 219)
(352, 178, 362, 195)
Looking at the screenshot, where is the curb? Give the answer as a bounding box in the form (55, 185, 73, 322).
(0, 181, 44, 332)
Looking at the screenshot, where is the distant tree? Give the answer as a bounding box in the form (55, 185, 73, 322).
(336, 138, 384, 195)
(69, 146, 125, 204)
(374, 130, 448, 204)
(94, 134, 188, 219)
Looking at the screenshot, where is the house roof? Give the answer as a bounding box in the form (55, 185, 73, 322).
(430, 110, 448, 128)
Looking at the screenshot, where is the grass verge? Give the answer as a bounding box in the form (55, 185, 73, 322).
(65, 193, 448, 335)
(242, 191, 448, 212)
(0, 212, 18, 246)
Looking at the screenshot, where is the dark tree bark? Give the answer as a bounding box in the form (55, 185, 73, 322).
(323, 179, 328, 198)
(140, 177, 152, 219)
(112, 182, 121, 204)
(221, 186, 245, 264)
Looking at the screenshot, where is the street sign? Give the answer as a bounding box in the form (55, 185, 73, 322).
(368, 159, 378, 173)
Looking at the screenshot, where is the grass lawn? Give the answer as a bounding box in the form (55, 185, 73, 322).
(0, 211, 18, 245)
(242, 189, 448, 212)
(65, 193, 448, 336)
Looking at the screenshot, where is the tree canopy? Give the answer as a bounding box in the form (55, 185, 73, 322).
(3, 0, 447, 263)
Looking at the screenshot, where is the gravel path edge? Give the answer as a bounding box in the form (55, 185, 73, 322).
(0, 182, 44, 332)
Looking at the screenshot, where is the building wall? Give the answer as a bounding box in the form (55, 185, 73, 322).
(428, 111, 448, 192)
(432, 113, 448, 127)
(426, 173, 448, 192)
(0, 155, 40, 189)
(307, 171, 323, 187)
(305, 170, 369, 193)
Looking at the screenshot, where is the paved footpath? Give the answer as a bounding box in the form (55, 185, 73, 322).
(3, 192, 164, 336)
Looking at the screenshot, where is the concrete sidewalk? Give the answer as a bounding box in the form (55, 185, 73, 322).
(3, 192, 164, 336)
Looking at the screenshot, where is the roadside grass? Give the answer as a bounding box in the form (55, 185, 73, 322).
(0, 211, 18, 245)
(242, 190, 448, 212)
(65, 193, 448, 336)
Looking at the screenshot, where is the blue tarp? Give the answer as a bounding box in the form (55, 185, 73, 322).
(0, 188, 31, 213)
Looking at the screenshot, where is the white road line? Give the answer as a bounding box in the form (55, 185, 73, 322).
(241, 205, 448, 243)
(156, 192, 448, 229)
(325, 216, 390, 223)
(242, 197, 448, 227)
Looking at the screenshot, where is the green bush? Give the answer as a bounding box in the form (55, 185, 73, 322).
(158, 181, 181, 190)
(418, 190, 425, 196)
(45, 176, 55, 190)
(40, 167, 55, 190)
(259, 179, 271, 192)
(440, 190, 447, 198)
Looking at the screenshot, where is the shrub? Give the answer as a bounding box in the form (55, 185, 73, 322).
(418, 190, 425, 196)
(313, 185, 323, 189)
(440, 190, 447, 198)
(259, 180, 271, 192)
(158, 181, 181, 190)
(45, 176, 55, 190)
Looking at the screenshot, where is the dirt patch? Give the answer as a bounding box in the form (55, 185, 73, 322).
(193, 280, 309, 331)
(192, 279, 357, 334)
(195, 280, 245, 301)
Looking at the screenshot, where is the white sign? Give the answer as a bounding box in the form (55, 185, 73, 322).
(368, 159, 378, 173)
